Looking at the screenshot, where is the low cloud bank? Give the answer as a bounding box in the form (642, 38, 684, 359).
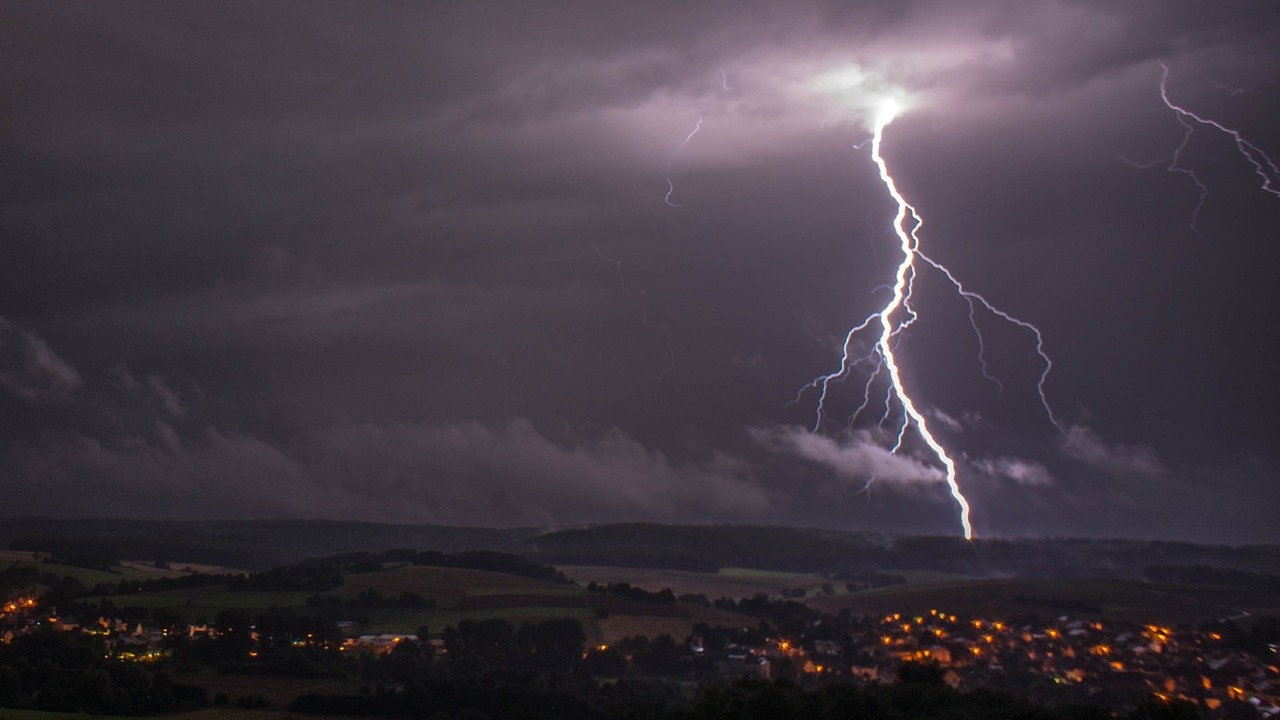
(1, 418, 770, 526)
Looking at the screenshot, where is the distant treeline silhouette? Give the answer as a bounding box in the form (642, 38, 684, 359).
(1143, 564, 1280, 591)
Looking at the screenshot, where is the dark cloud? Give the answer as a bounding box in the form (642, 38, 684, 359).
(0, 316, 81, 403)
(0, 418, 770, 526)
(1, 0, 1276, 540)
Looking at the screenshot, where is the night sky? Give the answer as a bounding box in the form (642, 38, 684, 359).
(2, 1, 1278, 542)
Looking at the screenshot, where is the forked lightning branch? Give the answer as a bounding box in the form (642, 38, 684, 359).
(799, 83, 1060, 541)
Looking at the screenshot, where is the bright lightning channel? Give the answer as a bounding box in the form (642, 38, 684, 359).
(866, 99, 972, 540)
(802, 96, 1062, 540)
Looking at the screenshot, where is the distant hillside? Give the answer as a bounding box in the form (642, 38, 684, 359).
(525, 523, 891, 572)
(3, 518, 1279, 581)
(525, 523, 1280, 580)
(0, 518, 534, 570)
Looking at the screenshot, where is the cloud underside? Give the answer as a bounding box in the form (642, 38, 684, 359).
(1060, 424, 1166, 479)
(751, 425, 945, 487)
(752, 424, 1058, 489)
(0, 418, 769, 526)
(0, 316, 81, 403)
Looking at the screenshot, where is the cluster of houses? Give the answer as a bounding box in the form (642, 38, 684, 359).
(0, 598, 432, 660)
(2, 593, 1276, 716)
(743, 609, 1279, 717)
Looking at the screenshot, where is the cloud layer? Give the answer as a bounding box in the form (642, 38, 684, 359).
(1, 417, 770, 526)
(0, 316, 80, 403)
(0, 1, 1276, 541)
(751, 425, 944, 488)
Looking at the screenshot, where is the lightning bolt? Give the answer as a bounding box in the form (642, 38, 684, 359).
(1152, 62, 1280, 226)
(801, 98, 1063, 540)
(865, 102, 972, 539)
(914, 253, 1062, 432)
(664, 115, 703, 207)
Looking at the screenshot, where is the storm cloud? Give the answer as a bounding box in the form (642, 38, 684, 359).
(751, 425, 944, 488)
(1, 417, 770, 526)
(0, 316, 80, 403)
(1, 1, 1277, 542)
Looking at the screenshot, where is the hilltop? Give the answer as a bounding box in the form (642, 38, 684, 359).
(3, 518, 1279, 584)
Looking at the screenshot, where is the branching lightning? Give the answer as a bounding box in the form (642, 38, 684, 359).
(914, 252, 1062, 432)
(1144, 62, 1280, 228)
(623, 76, 728, 396)
(796, 62, 1274, 537)
(799, 98, 1062, 540)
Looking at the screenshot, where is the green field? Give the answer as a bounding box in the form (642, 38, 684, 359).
(884, 569, 980, 586)
(808, 576, 1274, 624)
(0, 550, 224, 591)
(83, 562, 766, 640)
(341, 566, 756, 636)
(558, 565, 830, 601)
(0, 708, 367, 720)
(357, 604, 598, 635)
(0, 711, 287, 720)
(716, 567, 821, 580)
(0, 710, 140, 720)
(88, 566, 604, 634)
(338, 565, 580, 603)
(86, 589, 315, 616)
(0, 557, 131, 588)
(45, 543, 1280, 652)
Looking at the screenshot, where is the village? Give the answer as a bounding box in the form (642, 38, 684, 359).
(747, 609, 1280, 717)
(2, 587, 1276, 718)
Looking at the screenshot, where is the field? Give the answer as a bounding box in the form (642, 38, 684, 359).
(0, 711, 141, 720)
(85, 562, 765, 643)
(807, 576, 1278, 624)
(87, 588, 317, 615)
(883, 569, 981, 585)
(119, 560, 250, 577)
(0, 550, 244, 591)
(38, 541, 1280, 651)
(560, 562, 1280, 627)
(591, 601, 757, 644)
(341, 566, 758, 638)
(337, 565, 581, 605)
(334, 565, 598, 634)
(191, 674, 371, 709)
(0, 709, 376, 720)
(93, 565, 599, 634)
(558, 565, 830, 600)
